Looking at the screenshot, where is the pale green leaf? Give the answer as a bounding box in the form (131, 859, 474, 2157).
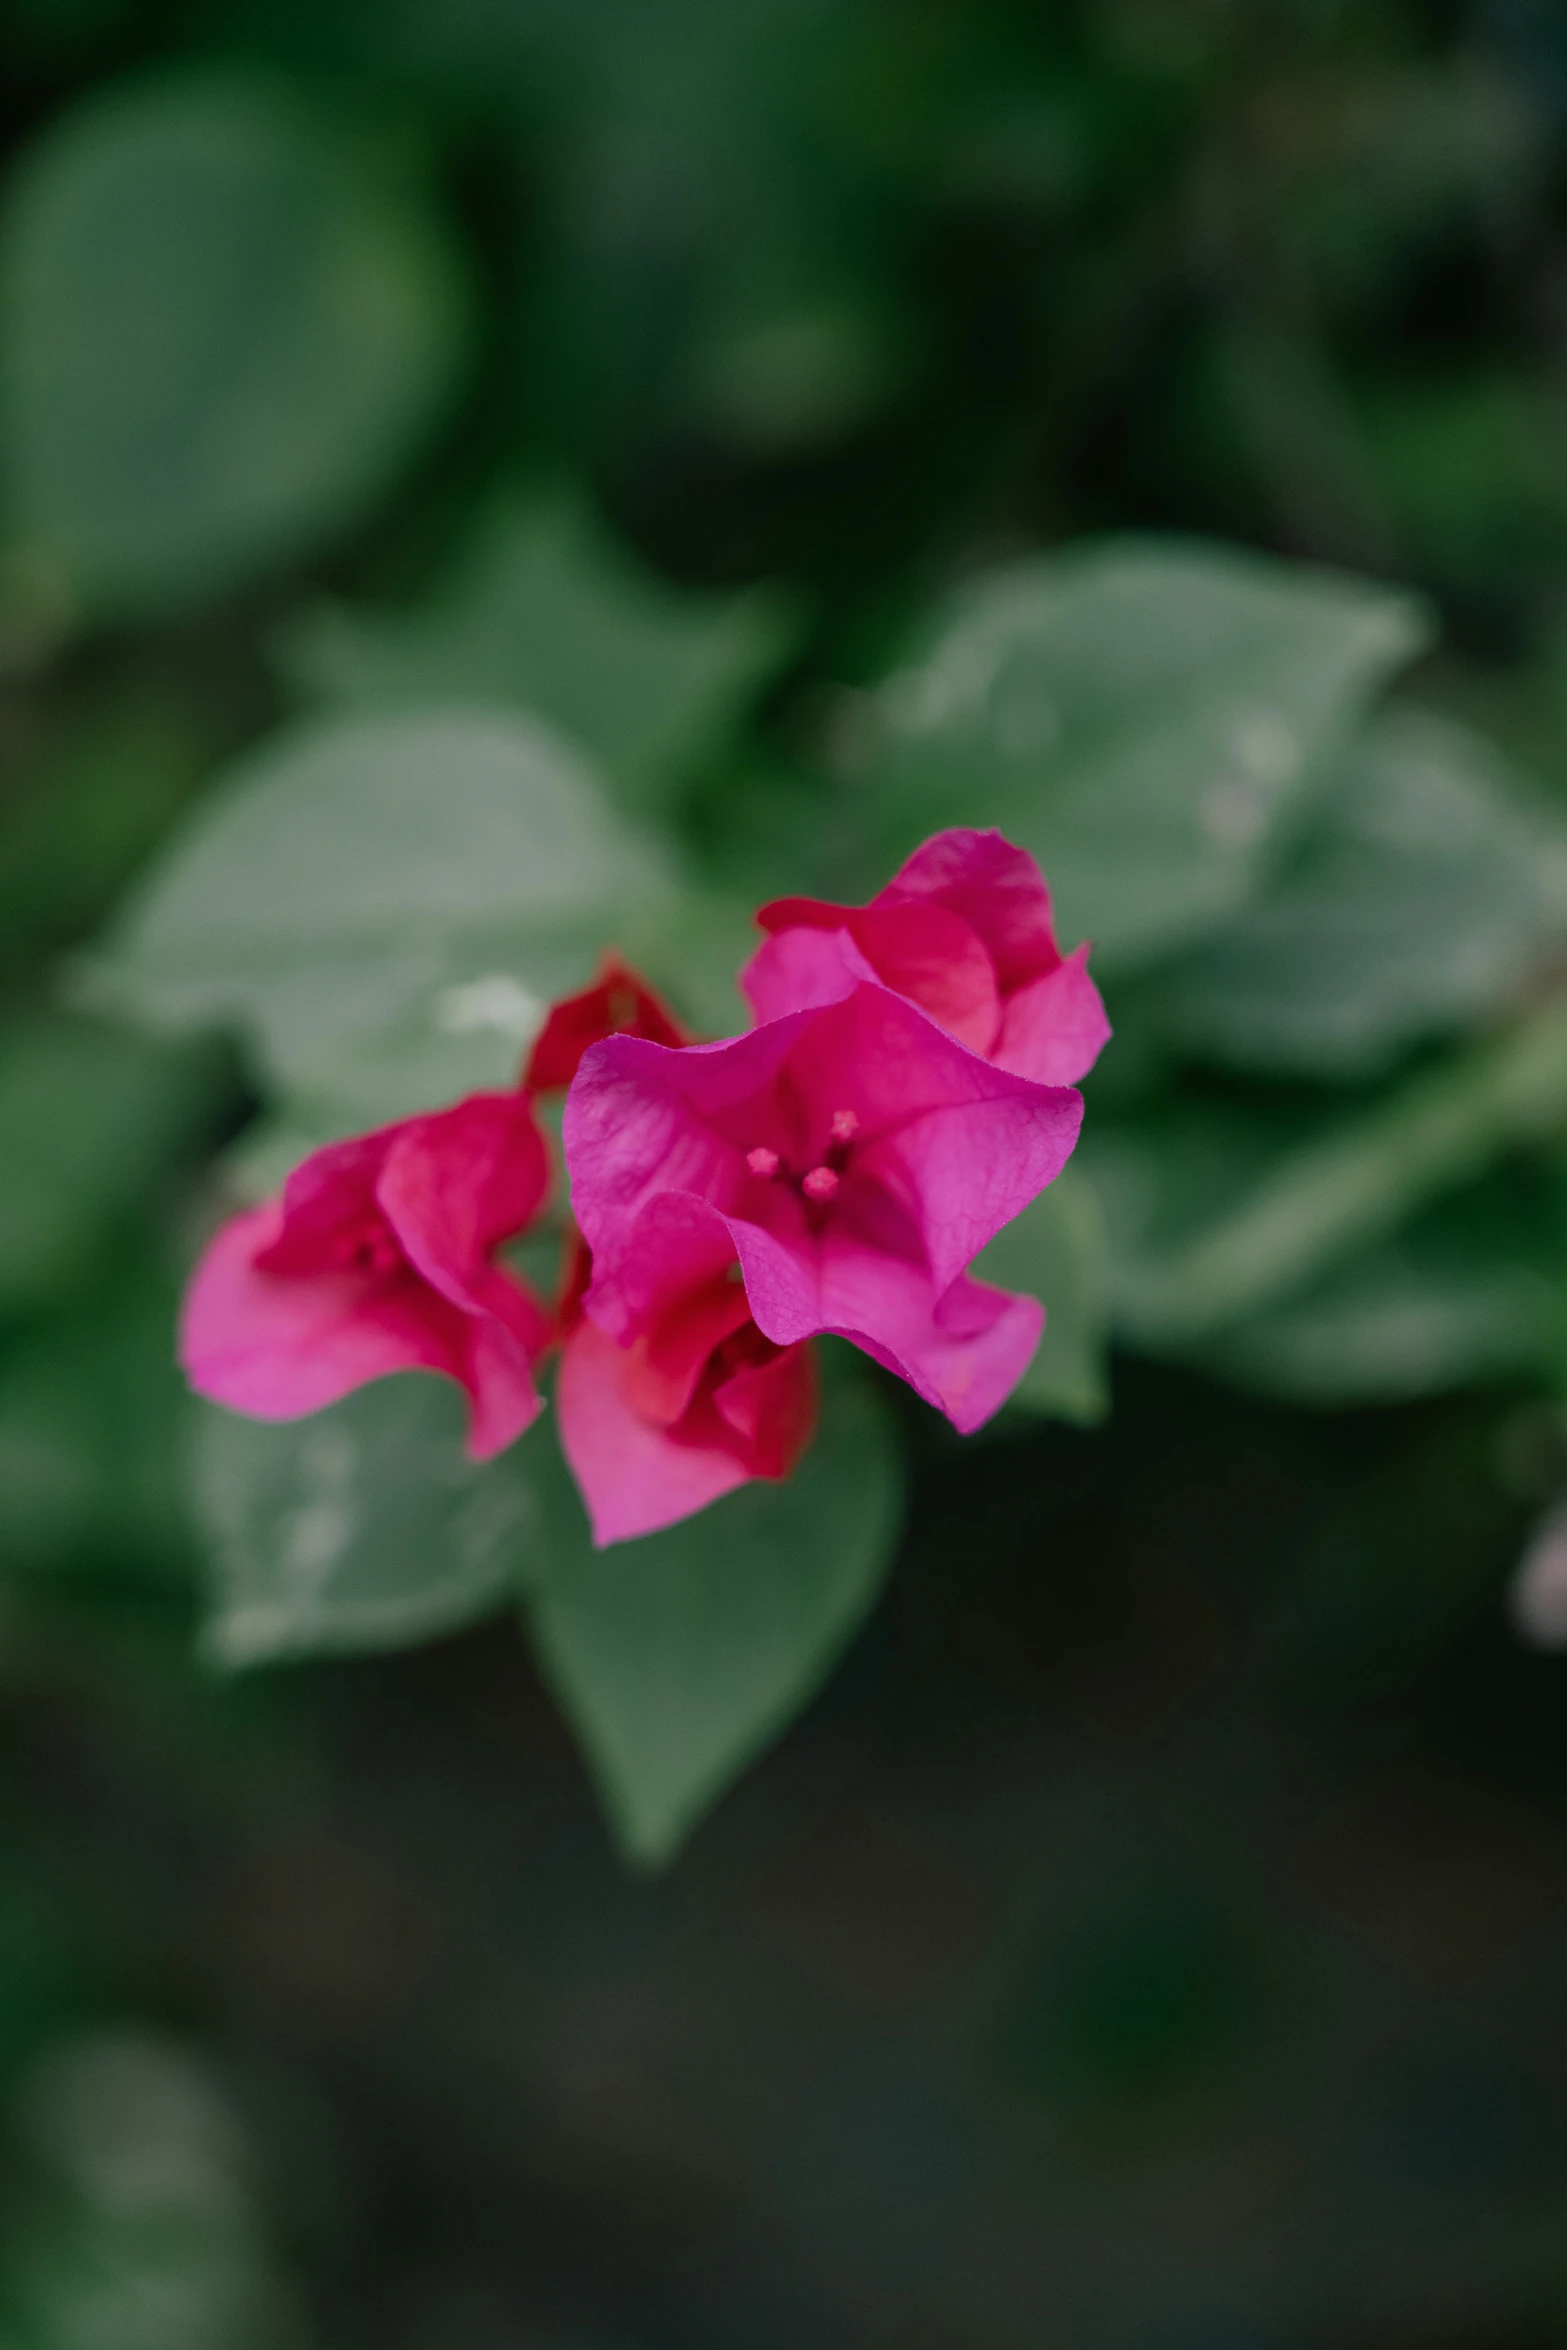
(525, 1363, 903, 1867)
(1088, 1000, 1567, 1347)
(195, 1376, 541, 1669)
(0, 70, 470, 623)
(1159, 706, 1567, 1076)
(80, 706, 678, 1119)
(861, 538, 1430, 972)
(275, 487, 800, 811)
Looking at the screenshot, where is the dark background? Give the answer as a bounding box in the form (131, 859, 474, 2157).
(5, 4, 1567, 2344)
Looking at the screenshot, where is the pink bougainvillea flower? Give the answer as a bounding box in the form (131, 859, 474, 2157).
(555, 1228, 817, 1545)
(565, 982, 1083, 1434)
(524, 950, 689, 1093)
(534, 966, 814, 1545)
(742, 826, 1109, 1085)
(181, 1093, 554, 1461)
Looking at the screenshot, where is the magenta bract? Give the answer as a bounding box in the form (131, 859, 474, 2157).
(181, 1093, 554, 1461)
(743, 825, 1110, 1085)
(564, 982, 1083, 1433)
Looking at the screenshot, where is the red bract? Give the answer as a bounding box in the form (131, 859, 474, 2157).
(565, 982, 1083, 1434)
(181, 1093, 554, 1461)
(524, 950, 688, 1091)
(535, 969, 817, 1545)
(555, 1228, 817, 1545)
(742, 826, 1109, 1085)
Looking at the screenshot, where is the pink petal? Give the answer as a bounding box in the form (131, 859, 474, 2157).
(181, 1202, 467, 1422)
(378, 1093, 551, 1311)
(992, 943, 1111, 1085)
(784, 989, 1082, 1288)
(620, 1277, 754, 1426)
(740, 923, 877, 1026)
(184, 1179, 548, 1464)
(565, 1017, 808, 1257)
(725, 1217, 1039, 1430)
(556, 1315, 755, 1545)
(257, 1131, 391, 1277)
(746, 903, 1002, 1054)
(566, 988, 1080, 1432)
(525, 953, 690, 1093)
(580, 1191, 742, 1349)
(754, 892, 854, 935)
(846, 902, 999, 1053)
(457, 1304, 549, 1461)
(871, 827, 1065, 993)
(710, 1341, 818, 1473)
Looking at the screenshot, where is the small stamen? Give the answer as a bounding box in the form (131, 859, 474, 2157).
(829, 1108, 859, 1144)
(747, 1146, 781, 1178)
(802, 1165, 839, 1203)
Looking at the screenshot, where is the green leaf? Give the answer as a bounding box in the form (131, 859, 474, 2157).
(973, 1168, 1110, 1423)
(276, 486, 800, 813)
(1087, 999, 1567, 1347)
(0, 70, 471, 622)
(0, 1014, 220, 1317)
(0, 682, 213, 984)
(1194, 1208, 1566, 1408)
(82, 706, 678, 1121)
(0, 1258, 193, 1578)
(860, 538, 1430, 972)
(524, 1362, 903, 1868)
(2, 2032, 312, 2350)
(1157, 706, 1567, 1077)
(195, 1375, 540, 1670)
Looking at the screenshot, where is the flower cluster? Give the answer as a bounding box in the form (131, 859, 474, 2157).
(181, 831, 1108, 1544)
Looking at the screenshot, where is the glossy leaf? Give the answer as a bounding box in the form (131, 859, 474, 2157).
(0, 70, 470, 620)
(83, 707, 677, 1120)
(861, 539, 1429, 972)
(276, 487, 800, 812)
(1159, 706, 1567, 1076)
(196, 1374, 539, 1669)
(524, 1361, 903, 1867)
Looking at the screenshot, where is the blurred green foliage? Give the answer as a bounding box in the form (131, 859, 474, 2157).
(6, 0, 1567, 2341)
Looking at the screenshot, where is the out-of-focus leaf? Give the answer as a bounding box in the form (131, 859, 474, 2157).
(1192, 1178, 1567, 1406)
(0, 70, 470, 622)
(81, 707, 677, 1120)
(276, 488, 800, 813)
(525, 1360, 903, 1868)
(1087, 1000, 1567, 1346)
(196, 1376, 538, 1669)
(1289, 61, 1546, 319)
(0, 1260, 192, 1577)
(1, 2031, 311, 2350)
(0, 1014, 220, 1317)
(1158, 706, 1567, 1077)
(0, 684, 213, 980)
(1353, 370, 1567, 596)
(974, 1168, 1109, 1423)
(860, 539, 1429, 972)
